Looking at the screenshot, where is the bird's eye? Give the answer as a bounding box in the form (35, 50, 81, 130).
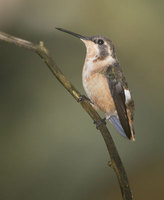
(98, 39, 104, 45)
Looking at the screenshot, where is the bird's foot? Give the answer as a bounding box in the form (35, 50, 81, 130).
(94, 118, 106, 129)
(77, 95, 93, 104)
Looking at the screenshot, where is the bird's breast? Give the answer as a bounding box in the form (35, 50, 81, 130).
(82, 68, 116, 115)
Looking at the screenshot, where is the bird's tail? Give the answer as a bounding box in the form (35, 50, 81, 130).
(109, 115, 135, 141)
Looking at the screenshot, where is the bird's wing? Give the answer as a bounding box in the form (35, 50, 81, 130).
(105, 65, 133, 139)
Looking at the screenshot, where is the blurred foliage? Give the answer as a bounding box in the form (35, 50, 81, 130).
(0, 0, 164, 199)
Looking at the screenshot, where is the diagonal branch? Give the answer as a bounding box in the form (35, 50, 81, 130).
(0, 31, 134, 200)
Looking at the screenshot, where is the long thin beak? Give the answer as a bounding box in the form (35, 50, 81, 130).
(56, 27, 89, 40)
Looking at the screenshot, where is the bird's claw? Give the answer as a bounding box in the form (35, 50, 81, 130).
(78, 95, 92, 104)
(94, 118, 106, 129)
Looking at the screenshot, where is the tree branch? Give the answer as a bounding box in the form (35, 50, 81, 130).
(0, 31, 134, 200)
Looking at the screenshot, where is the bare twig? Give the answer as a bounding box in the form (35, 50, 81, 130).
(0, 31, 134, 200)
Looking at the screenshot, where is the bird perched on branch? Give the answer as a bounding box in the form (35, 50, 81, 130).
(56, 28, 135, 141)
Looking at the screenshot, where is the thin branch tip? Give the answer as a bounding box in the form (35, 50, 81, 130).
(39, 41, 44, 46)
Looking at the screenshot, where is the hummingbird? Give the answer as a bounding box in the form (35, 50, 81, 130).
(56, 28, 135, 141)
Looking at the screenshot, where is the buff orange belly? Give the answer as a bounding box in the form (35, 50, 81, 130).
(83, 73, 116, 115)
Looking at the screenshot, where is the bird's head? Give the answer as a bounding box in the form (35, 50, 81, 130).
(56, 28, 117, 66)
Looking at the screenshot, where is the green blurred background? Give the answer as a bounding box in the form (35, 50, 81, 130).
(0, 0, 164, 199)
